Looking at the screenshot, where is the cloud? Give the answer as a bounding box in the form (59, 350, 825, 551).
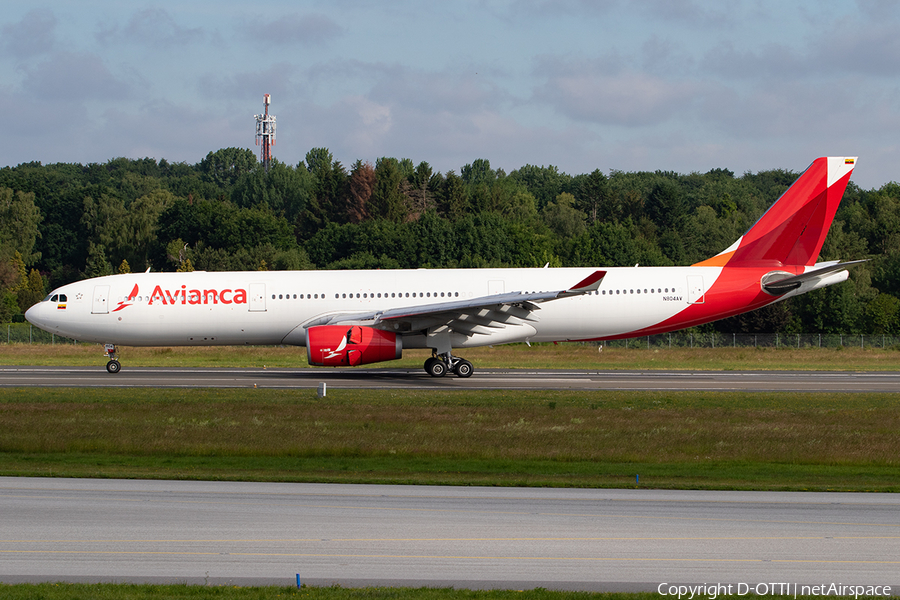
(533, 57, 704, 127)
(700, 41, 808, 80)
(1, 9, 57, 59)
(856, 0, 900, 21)
(22, 52, 132, 101)
(507, 0, 619, 18)
(368, 65, 509, 114)
(96, 8, 205, 47)
(197, 63, 300, 104)
(628, 0, 734, 28)
(97, 100, 246, 162)
(240, 12, 343, 47)
(702, 15, 900, 80)
(813, 16, 900, 77)
(0, 85, 88, 140)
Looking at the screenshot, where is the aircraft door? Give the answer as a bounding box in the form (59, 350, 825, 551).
(488, 280, 505, 295)
(687, 275, 705, 304)
(92, 285, 110, 314)
(249, 283, 266, 312)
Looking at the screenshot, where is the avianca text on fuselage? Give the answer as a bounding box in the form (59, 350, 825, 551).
(144, 284, 248, 306)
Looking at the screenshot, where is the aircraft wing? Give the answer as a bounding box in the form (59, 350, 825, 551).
(315, 270, 606, 335)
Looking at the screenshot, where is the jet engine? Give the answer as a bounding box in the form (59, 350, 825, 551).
(306, 325, 402, 367)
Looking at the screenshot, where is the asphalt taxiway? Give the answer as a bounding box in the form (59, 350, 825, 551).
(2, 477, 898, 591)
(2, 365, 900, 391)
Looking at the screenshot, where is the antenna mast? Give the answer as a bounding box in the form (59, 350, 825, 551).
(255, 93, 276, 172)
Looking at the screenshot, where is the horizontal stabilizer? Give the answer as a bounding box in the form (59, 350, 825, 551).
(762, 260, 866, 295)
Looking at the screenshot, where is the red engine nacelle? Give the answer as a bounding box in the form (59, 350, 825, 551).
(306, 325, 402, 367)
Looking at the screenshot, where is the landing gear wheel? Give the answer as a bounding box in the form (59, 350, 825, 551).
(424, 357, 439, 375)
(106, 360, 121, 374)
(426, 358, 447, 377)
(454, 359, 474, 378)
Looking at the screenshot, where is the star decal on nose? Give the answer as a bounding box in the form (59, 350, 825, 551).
(76, 293, 83, 300)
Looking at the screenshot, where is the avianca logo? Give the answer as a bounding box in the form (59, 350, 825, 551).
(112, 283, 248, 311)
(323, 334, 349, 360)
(112, 284, 139, 312)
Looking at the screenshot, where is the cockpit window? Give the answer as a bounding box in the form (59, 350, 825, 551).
(50, 294, 58, 302)
(59, 294, 67, 302)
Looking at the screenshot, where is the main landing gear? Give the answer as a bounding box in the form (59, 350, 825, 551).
(424, 352, 473, 378)
(104, 343, 121, 374)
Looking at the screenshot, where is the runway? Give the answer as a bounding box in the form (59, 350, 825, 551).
(1, 477, 898, 592)
(1, 365, 900, 392)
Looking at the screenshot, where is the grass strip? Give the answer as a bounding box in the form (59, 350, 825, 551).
(0, 584, 889, 600)
(1, 388, 898, 491)
(0, 584, 662, 600)
(2, 343, 900, 370)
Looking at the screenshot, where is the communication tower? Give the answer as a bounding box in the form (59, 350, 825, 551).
(255, 94, 276, 172)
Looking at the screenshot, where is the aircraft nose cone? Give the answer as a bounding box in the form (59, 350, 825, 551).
(25, 303, 46, 329)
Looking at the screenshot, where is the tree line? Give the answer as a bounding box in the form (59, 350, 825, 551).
(1, 148, 898, 335)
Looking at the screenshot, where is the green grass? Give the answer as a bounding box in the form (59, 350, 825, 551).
(2, 388, 898, 491)
(2, 341, 900, 370)
(0, 584, 680, 600)
(0, 584, 889, 600)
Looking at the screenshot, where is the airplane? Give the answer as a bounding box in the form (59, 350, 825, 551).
(26, 156, 861, 378)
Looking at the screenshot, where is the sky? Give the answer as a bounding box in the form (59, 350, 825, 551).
(1, 0, 898, 189)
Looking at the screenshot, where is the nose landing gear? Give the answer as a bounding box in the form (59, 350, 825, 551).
(104, 343, 121, 373)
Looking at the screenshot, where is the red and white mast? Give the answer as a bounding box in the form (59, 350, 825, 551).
(255, 93, 276, 172)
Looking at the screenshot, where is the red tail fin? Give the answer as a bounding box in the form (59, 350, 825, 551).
(695, 157, 856, 268)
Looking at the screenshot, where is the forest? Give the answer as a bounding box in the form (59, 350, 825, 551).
(1, 147, 899, 335)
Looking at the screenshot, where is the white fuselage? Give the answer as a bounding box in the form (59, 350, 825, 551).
(25, 267, 722, 348)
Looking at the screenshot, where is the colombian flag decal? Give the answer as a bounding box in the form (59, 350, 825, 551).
(845, 158, 855, 164)
(57, 304, 66, 310)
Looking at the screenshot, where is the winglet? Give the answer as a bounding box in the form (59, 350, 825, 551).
(558, 270, 606, 298)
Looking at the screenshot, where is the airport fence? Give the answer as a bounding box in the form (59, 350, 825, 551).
(3, 322, 900, 349)
(601, 332, 900, 349)
(3, 323, 79, 345)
